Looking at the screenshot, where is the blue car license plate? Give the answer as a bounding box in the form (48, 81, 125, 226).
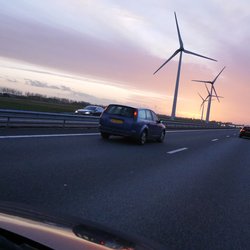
(111, 119, 123, 124)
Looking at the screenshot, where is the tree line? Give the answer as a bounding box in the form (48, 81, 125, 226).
(0, 87, 90, 106)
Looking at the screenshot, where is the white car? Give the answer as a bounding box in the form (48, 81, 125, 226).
(75, 105, 104, 116)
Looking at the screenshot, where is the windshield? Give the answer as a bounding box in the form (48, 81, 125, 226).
(0, 1, 249, 250)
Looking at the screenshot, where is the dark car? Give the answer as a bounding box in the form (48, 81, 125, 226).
(239, 126, 250, 138)
(75, 105, 104, 116)
(99, 104, 166, 145)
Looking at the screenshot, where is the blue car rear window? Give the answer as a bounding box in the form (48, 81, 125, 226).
(106, 105, 134, 118)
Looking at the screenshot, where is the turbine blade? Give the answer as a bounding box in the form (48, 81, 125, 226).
(201, 99, 206, 106)
(200, 96, 208, 110)
(198, 92, 204, 101)
(184, 49, 217, 62)
(174, 12, 183, 48)
(153, 49, 180, 75)
(211, 95, 224, 98)
(192, 80, 211, 84)
(213, 66, 226, 83)
(212, 86, 220, 102)
(205, 84, 210, 95)
(200, 103, 204, 111)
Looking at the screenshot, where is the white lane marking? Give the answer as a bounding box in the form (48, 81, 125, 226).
(0, 133, 100, 139)
(167, 147, 188, 154)
(226, 135, 230, 138)
(211, 138, 219, 142)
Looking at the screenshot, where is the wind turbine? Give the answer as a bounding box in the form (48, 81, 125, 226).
(198, 92, 208, 121)
(154, 12, 217, 120)
(192, 67, 226, 123)
(198, 85, 223, 121)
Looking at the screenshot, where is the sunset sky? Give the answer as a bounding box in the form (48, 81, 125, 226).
(0, 0, 249, 124)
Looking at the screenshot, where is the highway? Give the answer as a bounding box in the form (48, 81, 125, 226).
(0, 128, 249, 249)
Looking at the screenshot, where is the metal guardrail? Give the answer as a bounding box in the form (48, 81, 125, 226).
(0, 109, 235, 129)
(0, 109, 99, 128)
(161, 120, 224, 129)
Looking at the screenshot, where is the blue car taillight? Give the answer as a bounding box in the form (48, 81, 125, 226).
(133, 109, 138, 121)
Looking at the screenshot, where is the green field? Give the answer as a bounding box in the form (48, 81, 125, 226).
(0, 97, 83, 113)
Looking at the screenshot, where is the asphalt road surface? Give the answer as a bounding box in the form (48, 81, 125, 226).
(0, 128, 249, 249)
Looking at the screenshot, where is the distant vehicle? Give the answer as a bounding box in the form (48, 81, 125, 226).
(99, 104, 166, 145)
(239, 126, 250, 138)
(75, 105, 104, 116)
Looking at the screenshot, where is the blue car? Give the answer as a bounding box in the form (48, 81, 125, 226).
(99, 104, 166, 145)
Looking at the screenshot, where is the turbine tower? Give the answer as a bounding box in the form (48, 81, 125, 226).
(154, 12, 217, 120)
(192, 67, 226, 123)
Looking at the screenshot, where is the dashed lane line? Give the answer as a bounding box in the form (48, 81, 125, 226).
(211, 138, 219, 142)
(167, 147, 188, 154)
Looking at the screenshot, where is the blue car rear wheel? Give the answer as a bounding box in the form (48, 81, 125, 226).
(137, 130, 147, 145)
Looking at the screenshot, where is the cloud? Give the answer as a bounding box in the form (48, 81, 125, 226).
(25, 79, 60, 90)
(25, 79, 75, 93)
(25, 79, 78, 95)
(23, 77, 115, 104)
(0, 65, 83, 82)
(0, 75, 20, 84)
(7, 78, 17, 83)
